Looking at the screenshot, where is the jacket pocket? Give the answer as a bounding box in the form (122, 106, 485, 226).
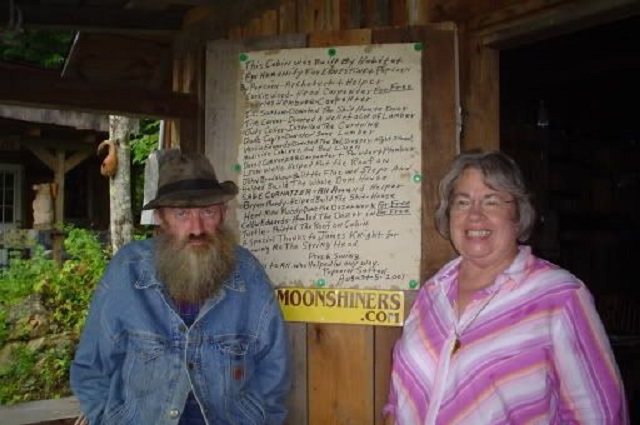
(204, 334, 266, 423)
(210, 334, 256, 395)
(123, 331, 169, 397)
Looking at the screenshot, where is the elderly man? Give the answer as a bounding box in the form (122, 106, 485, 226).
(70, 151, 290, 425)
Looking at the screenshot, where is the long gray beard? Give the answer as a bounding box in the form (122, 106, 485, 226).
(155, 225, 237, 304)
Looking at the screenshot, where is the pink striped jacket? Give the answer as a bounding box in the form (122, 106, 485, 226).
(384, 246, 628, 425)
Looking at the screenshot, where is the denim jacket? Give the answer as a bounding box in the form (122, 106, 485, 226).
(70, 239, 290, 425)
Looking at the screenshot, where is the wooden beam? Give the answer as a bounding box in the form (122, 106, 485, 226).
(27, 146, 57, 171)
(0, 5, 184, 33)
(473, 0, 640, 48)
(0, 105, 109, 132)
(18, 138, 102, 152)
(64, 150, 94, 173)
(0, 71, 199, 119)
(431, 0, 569, 23)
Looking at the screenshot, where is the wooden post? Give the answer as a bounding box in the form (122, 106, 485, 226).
(27, 145, 93, 263)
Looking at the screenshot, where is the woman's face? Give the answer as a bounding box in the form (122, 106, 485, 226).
(449, 168, 519, 269)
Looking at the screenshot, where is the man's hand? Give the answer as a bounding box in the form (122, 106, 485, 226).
(74, 415, 89, 425)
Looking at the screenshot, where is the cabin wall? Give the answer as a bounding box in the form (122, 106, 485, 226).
(171, 1, 638, 424)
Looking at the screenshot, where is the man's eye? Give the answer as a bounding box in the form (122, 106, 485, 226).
(175, 210, 189, 219)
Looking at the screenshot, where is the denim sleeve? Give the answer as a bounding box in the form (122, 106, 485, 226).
(247, 259, 291, 425)
(70, 261, 122, 424)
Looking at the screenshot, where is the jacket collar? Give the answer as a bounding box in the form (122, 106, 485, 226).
(432, 245, 533, 294)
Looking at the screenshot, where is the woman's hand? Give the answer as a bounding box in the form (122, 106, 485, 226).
(383, 413, 395, 425)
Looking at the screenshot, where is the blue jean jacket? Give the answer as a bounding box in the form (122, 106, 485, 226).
(70, 239, 290, 425)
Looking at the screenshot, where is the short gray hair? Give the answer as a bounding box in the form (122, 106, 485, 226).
(435, 150, 536, 242)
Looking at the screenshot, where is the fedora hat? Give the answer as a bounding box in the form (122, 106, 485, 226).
(142, 151, 238, 210)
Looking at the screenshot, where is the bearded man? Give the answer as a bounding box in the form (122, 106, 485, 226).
(70, 151, 290, 425)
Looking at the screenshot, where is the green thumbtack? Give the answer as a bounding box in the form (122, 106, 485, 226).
(315, 278, 326, 288)
(414, 43, 424, 51)
(232, 163, 241, 172)
(328, 48, 336, 57)
(239, 53, 248, 62)
(409, 280, 419, 289)
(412, 173, 423, 183)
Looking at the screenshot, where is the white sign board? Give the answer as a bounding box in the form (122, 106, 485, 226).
(238, 43, 422, 290)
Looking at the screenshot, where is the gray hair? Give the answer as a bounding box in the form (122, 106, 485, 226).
(435, 150, 536, 242)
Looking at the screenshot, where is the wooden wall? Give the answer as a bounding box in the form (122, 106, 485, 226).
(170, 1, 640, 423)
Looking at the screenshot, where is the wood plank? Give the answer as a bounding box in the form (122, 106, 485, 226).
(308, 28, 371, 46)
(176, 0, 284, 48)
(331, 0, 342, 31)
(0, 396, 80, 425)
(0, 106, 109, 132)
(279, 0, 299, 34)
(0, 71, 199, 119)
(389, 0, 407, 26)
(285, 323, 308, 425)
(311, 0, 327, 31)
(338, 0, 357, 30)
(262, 9, 280, 35)
(406, 0, 428, 25)
(376, 0, 390, 26)
(474, 0, 640, 48)
(468, 0, 569, 31)
(460, 30, 500, 151)
(308, 323, 374, 425)
(362, 0, 378, 28)
(374, 326, 402, 425)
(297, 0, 314, 33)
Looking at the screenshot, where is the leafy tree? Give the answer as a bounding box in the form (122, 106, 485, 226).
(0, 29, 74, 69)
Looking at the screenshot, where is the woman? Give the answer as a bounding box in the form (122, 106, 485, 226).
(384, 150, 628, 424)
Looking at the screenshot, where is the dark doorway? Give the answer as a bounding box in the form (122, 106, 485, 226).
(500, 15, 640, 421)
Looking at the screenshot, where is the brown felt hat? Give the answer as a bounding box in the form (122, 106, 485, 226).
(142, 151, 238, 210)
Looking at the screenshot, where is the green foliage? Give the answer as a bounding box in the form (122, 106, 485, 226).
(0, 29, 74, 69)
(0, 345, 37, 404)
(0, 226, 109, 404)
(130, 119, 160, 165)
(129, 119, 161, 222)
(0, 246, 56, 305)
(36, 227, 109, 334)
(0, 342, 76, 404)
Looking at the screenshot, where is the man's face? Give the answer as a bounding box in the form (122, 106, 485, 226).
(154, 204, 225, 242)
(153, 204, 236, 304)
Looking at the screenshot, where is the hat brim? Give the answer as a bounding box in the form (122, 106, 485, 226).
(142, 181, 238, 210)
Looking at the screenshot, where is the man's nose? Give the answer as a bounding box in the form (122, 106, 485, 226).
(188, 215, 205, 235)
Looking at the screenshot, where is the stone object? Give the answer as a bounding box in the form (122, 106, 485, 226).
(32, 184, 54, 229)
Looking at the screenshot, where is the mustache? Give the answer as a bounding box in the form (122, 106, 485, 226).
(177, 233, 215, 246)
